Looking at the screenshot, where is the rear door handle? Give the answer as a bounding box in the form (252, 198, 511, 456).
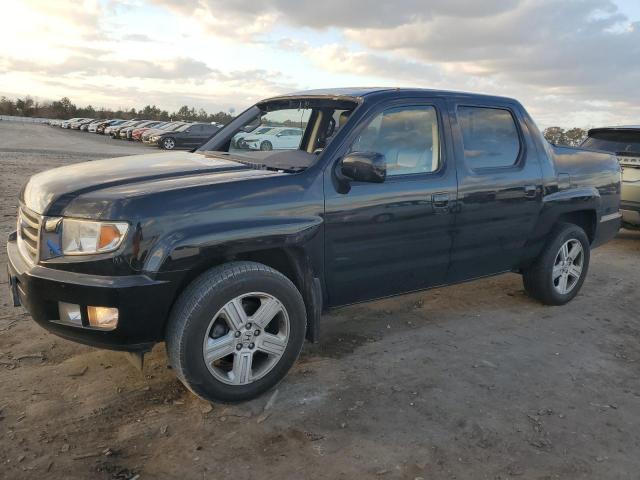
(524, 185, 537, 198)
(432, 193, 449, 206)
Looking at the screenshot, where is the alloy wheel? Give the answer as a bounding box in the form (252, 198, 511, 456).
(202, 292, 289, 385)
(552, 239, 584, 294)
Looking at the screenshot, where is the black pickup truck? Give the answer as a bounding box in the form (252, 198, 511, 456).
(7, 88, 621, 402)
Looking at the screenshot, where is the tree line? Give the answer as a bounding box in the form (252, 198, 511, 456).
(0, 96, 234, 125)
(542, 127, 587, 146)
(1, 95, 591, 146)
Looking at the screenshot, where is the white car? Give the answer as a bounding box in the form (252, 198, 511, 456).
(231, 126, 275, 148)
(61, 117, 84, 129)
(242, 127, 303, 151)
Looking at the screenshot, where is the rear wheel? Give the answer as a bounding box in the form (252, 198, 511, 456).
(166, 262, 307, 403)
(523, 223, 590, 305)
(162, 137, 176, 150)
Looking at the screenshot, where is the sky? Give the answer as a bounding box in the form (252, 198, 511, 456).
(1, 0, 639, 128)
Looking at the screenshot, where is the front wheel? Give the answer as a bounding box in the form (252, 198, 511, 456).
(523, 223, 590, 305)
(166, 262, 307, 403)
(260, 140, 273, 151)
(162, 137, 176, 150)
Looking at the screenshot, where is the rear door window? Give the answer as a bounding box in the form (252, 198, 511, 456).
(457, 106, 521, 169)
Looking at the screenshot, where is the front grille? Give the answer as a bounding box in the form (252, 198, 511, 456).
(17, 206, 42, 264)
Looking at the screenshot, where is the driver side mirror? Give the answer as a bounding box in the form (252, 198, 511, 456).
(340, 152, 386, 183)
(276, 132, 284, 137)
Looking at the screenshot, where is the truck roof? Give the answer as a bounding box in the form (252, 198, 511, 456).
(263, 87, 517, 104)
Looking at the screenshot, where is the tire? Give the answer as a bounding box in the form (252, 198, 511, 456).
(522, 222, 590, 305)
(162, 137, 176, 150)
(166, 261, 307, 403)
(260, 141, 273, 151)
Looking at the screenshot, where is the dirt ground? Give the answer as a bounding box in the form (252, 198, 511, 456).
(1, 122, 639, 480)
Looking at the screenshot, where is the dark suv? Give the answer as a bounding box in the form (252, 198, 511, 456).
(7, 88, 621, 403)
(149, 123, 220, 150)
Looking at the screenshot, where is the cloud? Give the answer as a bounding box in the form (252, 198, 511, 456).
(152, 0, 639, 125)
(3, 56, 214, 80)
(3, 0, 639, 127)
(306, 44, 444, 85)
(123, 33, 154, 42)
(150, 0, 520, 31)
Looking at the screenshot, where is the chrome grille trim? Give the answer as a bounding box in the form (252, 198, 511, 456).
(17, 206, 42, 264)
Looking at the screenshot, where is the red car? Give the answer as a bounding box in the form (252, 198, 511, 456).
(131, 122, 168, 141)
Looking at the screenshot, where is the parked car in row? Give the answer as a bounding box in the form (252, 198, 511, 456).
(119, 120, 163, 140)
(108, 120, 141, 138)
(89, 119, 119, 133)
(131, 122, 167, 141)
(61, 118, 88, 129)
(148, 122, 220, 149)
(70, 119, 94, 130)
(581, 126, 640, 229)
(240, 126, 304, 151)
(141, 122, 188, 143)
(7, 87, 621, 403)
(97, 120, 125, 134)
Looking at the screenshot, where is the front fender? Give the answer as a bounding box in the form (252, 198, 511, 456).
(144, 216, 323, 273)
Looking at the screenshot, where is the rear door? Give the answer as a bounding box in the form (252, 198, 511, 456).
(447, 100, 544, 282)
(323, 98, 458, 306)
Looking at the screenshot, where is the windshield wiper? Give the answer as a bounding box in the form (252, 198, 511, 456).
(223, 157, 303, 173)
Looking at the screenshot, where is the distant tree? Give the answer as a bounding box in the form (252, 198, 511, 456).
(543, 126, 588, 147)
(543, 126, 565, 145)
(0, 95, 234, 124)
(0, 96, 16, 115)
(15, 96, 35, 116)
(563, 127, 587, 147)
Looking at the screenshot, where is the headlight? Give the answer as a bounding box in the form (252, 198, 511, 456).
(61, 219, 129, 255)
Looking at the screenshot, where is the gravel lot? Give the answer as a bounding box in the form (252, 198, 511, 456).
(1, 122, 639, 480)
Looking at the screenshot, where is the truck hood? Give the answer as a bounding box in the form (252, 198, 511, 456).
(21, 150, 274, 215)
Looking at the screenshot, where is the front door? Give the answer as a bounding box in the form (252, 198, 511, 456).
(323, 100, 457, 306)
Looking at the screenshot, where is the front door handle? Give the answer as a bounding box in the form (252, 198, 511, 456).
(432, 192, 450, 214)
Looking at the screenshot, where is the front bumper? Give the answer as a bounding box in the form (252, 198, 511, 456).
(7, 235, 178, 352)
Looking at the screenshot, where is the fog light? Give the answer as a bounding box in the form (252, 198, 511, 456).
(87, 306, 119, 330)
(58, 302, 82, 327)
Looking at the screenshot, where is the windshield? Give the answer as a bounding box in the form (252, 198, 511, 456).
(582, 130, 640, 154)
(199, 97, 358, 171)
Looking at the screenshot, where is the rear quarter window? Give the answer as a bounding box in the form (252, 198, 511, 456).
(457, 106, 521, 169)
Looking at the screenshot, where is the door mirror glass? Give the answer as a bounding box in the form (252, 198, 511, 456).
(340, 152, 386, 183)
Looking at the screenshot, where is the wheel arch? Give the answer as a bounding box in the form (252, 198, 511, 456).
(521, 187, 600, 267)
(162, 247, 323, 344)
(556, 210, 597, 243)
